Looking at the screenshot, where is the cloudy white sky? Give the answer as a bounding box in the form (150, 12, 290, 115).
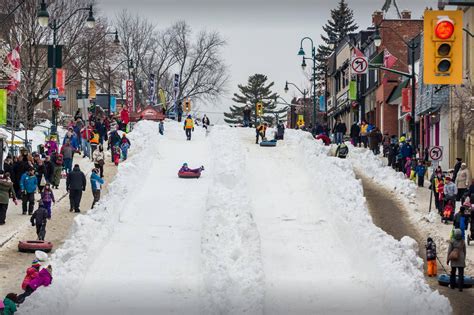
(98, 0, 439, 122)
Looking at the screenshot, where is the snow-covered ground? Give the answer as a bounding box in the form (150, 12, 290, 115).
(19, 123, 451, 314)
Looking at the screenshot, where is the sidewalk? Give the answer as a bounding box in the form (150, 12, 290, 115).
(0, 155, 117, 298)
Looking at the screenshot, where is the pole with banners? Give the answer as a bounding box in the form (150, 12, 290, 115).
(173, 74, 179, 118)
(126, 80, 134, 111)
(148, 74, 156, 106)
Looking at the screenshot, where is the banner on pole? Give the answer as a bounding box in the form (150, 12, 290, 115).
(0, 89, 7, 125)
(148, 74, 156, 105)
(349, 81, 357, 100)
(89, 80, 96, 99)
(56, 69, 65, 94)
(402, 88, 411, 113)
(126, 80, 134, 109)
(110, 96, 117, 113)
(159, 89, 167, 109)
(319, 95, 325, 112)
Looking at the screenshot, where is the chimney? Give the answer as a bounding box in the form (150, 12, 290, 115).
(372, 10, 384, 26)
(401, 10, 411, 19)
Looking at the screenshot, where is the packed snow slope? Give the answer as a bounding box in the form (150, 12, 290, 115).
(19, 123, 451, 315)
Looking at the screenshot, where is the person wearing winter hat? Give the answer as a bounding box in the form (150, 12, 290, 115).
(425, 237, 437, 277)
(17, 265, 52, 304)
(444, 177, 457, 204)
(30, 201, 48, 241)
(21, 260, 41, 290)
(90, 168, 105, 209)
(447, 228, 467, 291)
(3, 293, 18, 314)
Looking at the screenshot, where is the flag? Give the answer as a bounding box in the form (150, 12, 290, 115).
(159, 89, 167, 109)
(0, 89, 7, 125)
(352, 47, 364, 58)
(384, 49, 398, 69)
(6, 46, 21, 93)
(148, 74, 156, 105)
(89, 80, 96, 99)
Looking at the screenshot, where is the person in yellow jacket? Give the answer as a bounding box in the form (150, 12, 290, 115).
(90, 129, 100, 154)
(184, 115, 194, 140)
(360, 120, 368, 148)
(255, 123, 267, 144)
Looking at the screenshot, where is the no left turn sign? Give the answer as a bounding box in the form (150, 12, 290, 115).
(429, 146, 443, 161)
(351, 56, 368, 74)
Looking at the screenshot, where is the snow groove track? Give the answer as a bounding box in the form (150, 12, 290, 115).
(201, 125, 265, 314)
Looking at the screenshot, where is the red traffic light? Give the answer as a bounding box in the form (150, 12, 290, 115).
(53, 99, 61, 109)
(435, 19, 454, 39)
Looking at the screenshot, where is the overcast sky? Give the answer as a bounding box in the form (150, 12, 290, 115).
(97, 0, 439, 122)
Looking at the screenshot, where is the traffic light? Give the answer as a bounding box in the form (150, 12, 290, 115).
(256, 102, 263, 116)
(184, 98, 191, 112)
(423, 10, 463, 85)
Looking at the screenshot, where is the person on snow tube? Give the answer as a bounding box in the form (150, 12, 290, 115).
(179, 163, 204, 174)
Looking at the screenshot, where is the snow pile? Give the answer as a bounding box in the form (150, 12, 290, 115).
(286, 130, 451, 314)
(349, 146, 417, 199)
(19, 120, 161, 315)
(201, 125, 264, 314)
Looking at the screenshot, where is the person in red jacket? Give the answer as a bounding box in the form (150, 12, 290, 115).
(120, 106, 130, 131)
(21, 259, 40, 290)
(17, 265, 53, 303)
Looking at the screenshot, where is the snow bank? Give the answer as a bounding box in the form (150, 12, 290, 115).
(349, 146, 417, 199)
(18, 120, 161, 315)
(201, 125, 265, 314)
(285, 130, 451, 314)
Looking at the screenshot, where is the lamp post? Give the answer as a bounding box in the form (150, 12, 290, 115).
(373, 27, 418, 148)
(284, 81, 308, 125)
(298, 37, 317, 127)
(37, 0, 96, 135)
(107, 59, 134, 115)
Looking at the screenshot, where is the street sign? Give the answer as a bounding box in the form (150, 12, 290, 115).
(351, 56, 368, 74)
(49, 88, 58, 96)
(48, 94, 58, 100)
(429, 146, 443, 161)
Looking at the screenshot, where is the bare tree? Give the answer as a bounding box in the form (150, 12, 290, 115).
(452, 75, 473, 139)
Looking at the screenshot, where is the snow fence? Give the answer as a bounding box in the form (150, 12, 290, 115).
(201, 125, 265, 314)
(285, 130, 451, 315)
(18, 120, 161, 315)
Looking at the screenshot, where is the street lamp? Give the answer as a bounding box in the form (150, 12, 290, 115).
(373, 26, 418, 148)
(284, 81, 309, 127)
(37, 0, 96, 135)
(297, 37, 317, 126)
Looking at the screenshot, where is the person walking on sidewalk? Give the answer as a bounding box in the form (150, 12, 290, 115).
(453, 158, 462, 182)
(66, 164, 86, 213)
(455, 163, 471, 202)
(92, 145, 105, 178)
(60, 140, 74, 174)
(184, 115, 194, 141)
(334, 119, 347, 145)
(20, 168, 37, 215)
(350, 121, 360, 146)
(120, 134, 131, 160)
(447, 228, 466, 291)
(0, 172, 17, 225)
(90, 168, 105, 209)
(425, 237, 437, 277)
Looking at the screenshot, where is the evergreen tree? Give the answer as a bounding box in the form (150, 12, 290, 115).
(224, 74, 287, 125)
(316, 0, 358, 81)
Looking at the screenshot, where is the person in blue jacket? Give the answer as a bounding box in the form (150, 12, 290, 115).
(415, 160, 427, 187)
(400, 140, 413, 173)
(90, 168, 105, 209)
(20, 168, 38, 215)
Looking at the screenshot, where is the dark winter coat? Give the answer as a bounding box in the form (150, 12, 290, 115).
(448, 232, 466, 268)
(34, 163, 46, 185)
(44, 160, 54, 183)
(0, 179, 15, 204)
(66, 166, 86, 191)
(109, 131, 121, 147)
(453, 161, 462, 182)
(3, 161, 13, 178)
(425, 240, 437, 261)
(400, 143, 413, 158)
(30, 206, 48, 227)
(3, 297, 17, 315)
(350, 123, 360, 138)
(60, 144, 74, 160)
(334, 122, 347, 134)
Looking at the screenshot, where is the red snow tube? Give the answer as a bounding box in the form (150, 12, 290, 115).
(178, 171, 201, 178)
(18, 240, 53, 253)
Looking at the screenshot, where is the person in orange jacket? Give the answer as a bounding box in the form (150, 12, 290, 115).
(184, 115, 194, 140)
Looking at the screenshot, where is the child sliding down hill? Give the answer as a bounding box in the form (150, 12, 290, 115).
(179, 163, 204, 174)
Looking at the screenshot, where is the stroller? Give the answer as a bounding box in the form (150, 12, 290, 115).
(442, 199, 455, 224)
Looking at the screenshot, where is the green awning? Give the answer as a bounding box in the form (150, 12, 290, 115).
(386, 79, 410, 105)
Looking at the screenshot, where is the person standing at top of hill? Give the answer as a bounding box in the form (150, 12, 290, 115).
(184, 115, 194, 141)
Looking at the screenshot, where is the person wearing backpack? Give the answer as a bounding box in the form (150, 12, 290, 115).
(447, 228, 466, 291)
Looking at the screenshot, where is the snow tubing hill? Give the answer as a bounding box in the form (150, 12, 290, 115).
(18, 240, 53, 253)
(178, 171, 201, 179)
(438, 274, 474, 288)
(260, 140, 277, 147)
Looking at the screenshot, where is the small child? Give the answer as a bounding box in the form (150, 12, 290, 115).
(30, 201, 48, 241)
(113, 145, 121, 166)
(120, 141, 130, 161)
(2, 293, 18, 314)
(415, 160, 426, 187)
(425, 237, 437, 277)
(40, 183, 55, 219)
(21, 259, 41, 290)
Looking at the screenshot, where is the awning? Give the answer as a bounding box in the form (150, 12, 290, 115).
(369, 51, 384, 68)
(386, 79, 410, 105)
